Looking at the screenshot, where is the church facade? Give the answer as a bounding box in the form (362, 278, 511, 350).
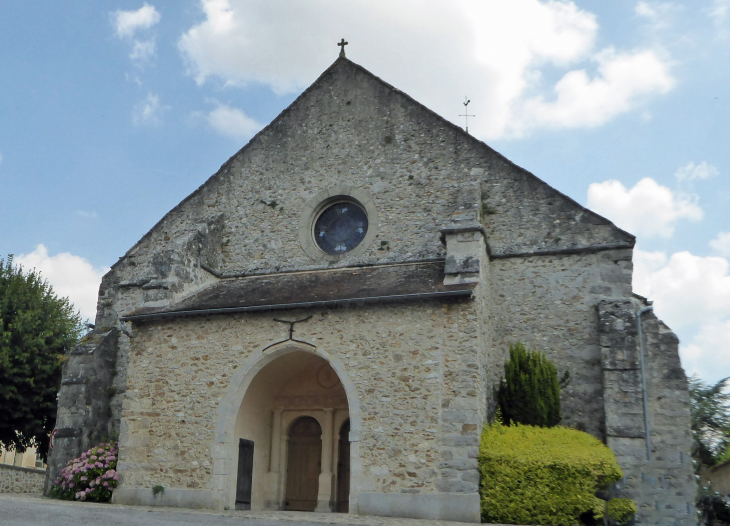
(47, 54, 696, 523)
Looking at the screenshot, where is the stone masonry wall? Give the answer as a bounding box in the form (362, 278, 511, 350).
(57, 57, 632, 498)
(53, 56, 682, 520)
(96, 58, 632, 330)
(46, 328, 120, 492)
(118, 299, 484, 503)
(599, 300, 696, 525)
(489, 249, 633, 438)
(0, 465, 45, 493)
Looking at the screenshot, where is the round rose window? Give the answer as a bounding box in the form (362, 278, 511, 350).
(313, 201, 369, 255)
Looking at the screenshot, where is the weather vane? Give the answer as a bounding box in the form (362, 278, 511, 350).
(460, 96, 475, 134)
(338, 38, 348, 58)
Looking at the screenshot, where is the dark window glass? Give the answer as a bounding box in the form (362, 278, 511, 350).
(314, 201, 368, 255)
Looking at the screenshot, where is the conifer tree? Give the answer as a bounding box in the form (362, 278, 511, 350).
(495, 342, 567, 427)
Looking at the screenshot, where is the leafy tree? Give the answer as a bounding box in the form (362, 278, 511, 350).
(698, 484, 730, 526)
(495, 342, 569, 427)
(689, 375, 730, 467)
(0, 255, 83, 461)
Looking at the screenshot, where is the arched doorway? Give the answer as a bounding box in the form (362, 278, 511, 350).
(232, 349, 351, 511)
(285, 417, 322, 511)
(336, 419, 350, 513)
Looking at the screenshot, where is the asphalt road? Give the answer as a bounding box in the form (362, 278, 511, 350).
(0, 495, 336, 526)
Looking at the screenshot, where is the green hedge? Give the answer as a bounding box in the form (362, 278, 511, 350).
(605, 498, 638, 524)
(479, 422, 624, 525)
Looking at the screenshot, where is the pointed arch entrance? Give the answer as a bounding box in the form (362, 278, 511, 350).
(221, 343, 355, 512)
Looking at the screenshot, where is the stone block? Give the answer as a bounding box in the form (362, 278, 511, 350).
(357, 491, 480, 522)
(434, 479, 478, 493)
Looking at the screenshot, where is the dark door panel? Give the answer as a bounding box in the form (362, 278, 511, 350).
(236, 439, 254, 510)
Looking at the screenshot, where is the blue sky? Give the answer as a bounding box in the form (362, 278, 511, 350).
(1, 1, 728, 385)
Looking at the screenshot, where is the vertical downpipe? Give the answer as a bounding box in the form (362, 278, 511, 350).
(637, 305, 654, 461)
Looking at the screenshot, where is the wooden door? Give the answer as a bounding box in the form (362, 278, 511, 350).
(285, 417, 322, 511)
(336, 419, 350, 513)
(235, 439, 254, 510)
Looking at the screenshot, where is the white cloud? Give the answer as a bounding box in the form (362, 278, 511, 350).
(15, 245, 109, 321)
(177, 0, 674, 139)
(130, 39, 156, 63)
(635, 1, 677, 31)
(113, 3, 161, 39)
(75, 210, 98, 219)
(633, 249, 730, 383)
(682, 320, 730, 383)
(709, 0, 730, 34)
(674, 160, 719, 183)
(519, 48, 673, 130)
(633, 250, 730, 329)
(112, 4, 161, 65)
(125, 72, 143, 86)
(0, 152, 3, 166)
(587, 177, 702, 239)
(636, 1, 660, 18)
(206, 104, 262, 141)
(132, 93, 168, 126)
(710, 232, 730, 257)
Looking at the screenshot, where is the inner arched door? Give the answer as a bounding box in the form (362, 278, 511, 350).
(285, 416, 322, 511)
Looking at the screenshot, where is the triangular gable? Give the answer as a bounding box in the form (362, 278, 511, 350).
(113, 57, 633, 275)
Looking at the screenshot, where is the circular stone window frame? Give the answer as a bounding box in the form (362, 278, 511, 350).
(298, 185, 379, 262)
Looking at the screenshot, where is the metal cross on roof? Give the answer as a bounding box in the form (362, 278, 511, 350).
(338, 38, 348, 58)
(460, 96, 475, 134)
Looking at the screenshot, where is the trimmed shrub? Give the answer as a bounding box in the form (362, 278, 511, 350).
(604, 498, 638, 525)
(479, 422, 623, 525)
(495, 342, 566, 427)
(49, 442, 118, 502)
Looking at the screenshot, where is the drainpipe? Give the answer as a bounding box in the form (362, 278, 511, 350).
(637, 305, 653, 461)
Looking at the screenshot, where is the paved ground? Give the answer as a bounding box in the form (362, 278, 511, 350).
(0, 494, 477, 526)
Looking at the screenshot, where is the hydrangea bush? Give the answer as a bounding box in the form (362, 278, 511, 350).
(49, 442, 118, 502)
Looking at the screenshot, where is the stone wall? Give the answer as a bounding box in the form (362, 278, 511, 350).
(116, 297, 484, 512)
(95, 57, 632, 330)
(46, 328, 121, 492)
(599, 300, 696, 525)
(489, 249, 633, 438)
(49, 56, 695, 522)
(52, 55, 632, 496)
(0, 465, 45, 493)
